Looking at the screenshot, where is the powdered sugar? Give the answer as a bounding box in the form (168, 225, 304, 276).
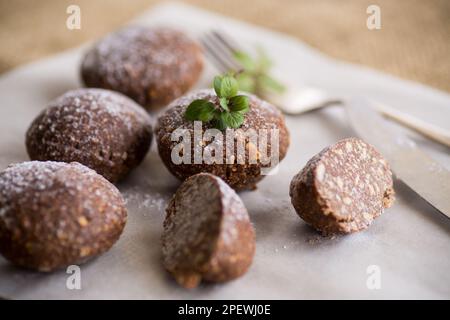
(81, 25, 203, 108)
(26, 88, 153, 182)
(122, 186, 168, 216)
(0, 161, 123, 226)
(46, 88, 150, 131)
(157, 88, 282, 133)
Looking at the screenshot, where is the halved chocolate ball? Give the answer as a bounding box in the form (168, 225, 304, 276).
(162, 173, 255, 288)
(289, 137, 395, 235)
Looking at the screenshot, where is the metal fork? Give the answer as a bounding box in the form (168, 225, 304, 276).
(200, 30, 450, 148)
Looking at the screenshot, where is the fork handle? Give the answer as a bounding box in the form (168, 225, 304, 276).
(264, 86, 450, 148)
(268, 87, 450, 148)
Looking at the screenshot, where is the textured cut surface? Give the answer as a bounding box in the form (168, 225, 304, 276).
(162, 173, 255, 288)
(290, 138, 395, 235)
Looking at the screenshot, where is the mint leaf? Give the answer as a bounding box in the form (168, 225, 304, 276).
(219, 97, 229, 112)
(230, 46, 285, 97)
(198, 102, 216, 122)
(229, 95, 249, 113)
(234, 51, 256, 71)
(260, 74, 285, 94)
(256, 46, 272, 72)
(212, 111, 227, 130)
(221, 111, 245, 129)
(220, 75, 238, 98)
(236, 73, 255, 93)
(213, 76, 222, 97)
(187, 72, 250, 130)
(185, 99, 215, 121)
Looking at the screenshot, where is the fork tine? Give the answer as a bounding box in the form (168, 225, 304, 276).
(202, 33, 241, 72)
(200, 32, 242, 73)
(206, 31, 242, 70)
(200, 37, 230, 73)
(210, 30, 243, 54)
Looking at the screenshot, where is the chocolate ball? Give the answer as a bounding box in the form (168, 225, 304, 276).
(26, 88, 152, 183)
(0, 161, 127, 271)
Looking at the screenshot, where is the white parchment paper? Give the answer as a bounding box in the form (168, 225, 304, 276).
(0, 2, 449, 299)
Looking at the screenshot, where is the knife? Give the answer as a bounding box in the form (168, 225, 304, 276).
(345, 98, 450, 219)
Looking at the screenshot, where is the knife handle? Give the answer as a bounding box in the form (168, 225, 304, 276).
(375, 103, 450, 148)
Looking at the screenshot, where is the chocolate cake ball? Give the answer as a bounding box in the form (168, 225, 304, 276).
(26, 88, 152, 183)
(289, 138, 395, 235)
(156, 89, 290, 191)
(0, 161, 127, 272)
(81, 26, 204, 110)
(162, 173, 255, 288)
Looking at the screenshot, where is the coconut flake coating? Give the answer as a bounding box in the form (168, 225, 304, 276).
(289, 137, 395, 235)
(81, 26, 204, 110)
(162, 173, 255, 288)
(26, 88, 153, 183)
(0, 161, 127, 272)
(156, 89, 290, 191)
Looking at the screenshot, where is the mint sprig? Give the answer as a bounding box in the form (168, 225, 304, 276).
(185, 74, 249, 130)
(185, 100, 216, 122)
(233, 47, 285, 96)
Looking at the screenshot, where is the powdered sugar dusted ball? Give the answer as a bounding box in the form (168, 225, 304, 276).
(26, 88, 152, 183)
(162, 173, 255, 288)
(0, 161, 127, 272)
(156, 89, 290, 191)
(81, 26, 204, 110)
(289, 138, 395, 235)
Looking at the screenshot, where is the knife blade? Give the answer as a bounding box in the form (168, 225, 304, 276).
(345, 98, 450, 219)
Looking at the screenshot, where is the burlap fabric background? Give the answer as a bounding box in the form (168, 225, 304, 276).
(0, 0, 448, 92)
